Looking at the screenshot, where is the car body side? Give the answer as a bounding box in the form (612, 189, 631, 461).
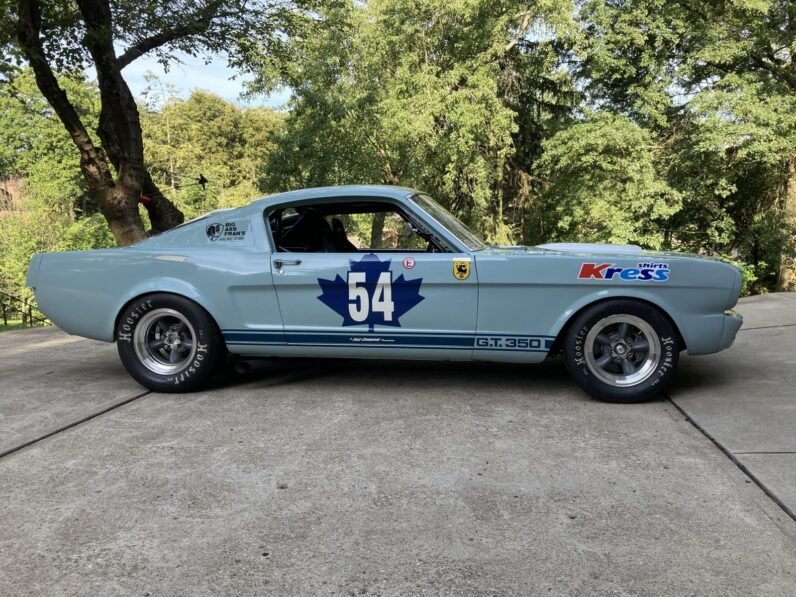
(26, 186, 743, 364)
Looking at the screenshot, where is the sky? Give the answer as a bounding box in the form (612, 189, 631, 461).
(122, 51, 291, 109)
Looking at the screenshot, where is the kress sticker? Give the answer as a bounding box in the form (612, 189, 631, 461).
(578, 262, 670, 282)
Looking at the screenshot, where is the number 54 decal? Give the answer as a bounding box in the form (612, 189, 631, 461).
(317, 254, 425, 331)
(348, 271, 394, 322)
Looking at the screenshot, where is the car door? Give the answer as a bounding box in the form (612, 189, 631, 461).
(268, 199, 478, 360)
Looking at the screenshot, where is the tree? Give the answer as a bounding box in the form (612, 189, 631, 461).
(141, 89, 284, 218)
(1, 0, 322, 245)
(537, 112, 681, 247)
(497, 13, 579, 245)
(576, 0, 796, 289)
(263, 0, 574, 243)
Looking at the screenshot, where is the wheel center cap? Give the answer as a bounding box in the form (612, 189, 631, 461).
(614, 343, 627, 356)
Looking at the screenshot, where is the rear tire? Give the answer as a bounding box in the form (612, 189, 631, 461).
(563, 300, 680, 403)
(116, 294, 225, 392)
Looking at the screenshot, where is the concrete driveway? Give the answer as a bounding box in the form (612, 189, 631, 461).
(1, 295, 794, 596)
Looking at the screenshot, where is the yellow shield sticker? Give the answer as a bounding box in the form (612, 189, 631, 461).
(453, 259, 471, 280)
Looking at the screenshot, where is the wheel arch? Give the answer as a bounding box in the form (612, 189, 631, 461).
(548, 295, 686, 356)
(113, 286, 219, 341)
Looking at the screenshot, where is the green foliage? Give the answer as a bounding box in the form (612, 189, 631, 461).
(0, 0, 329, 83)
(141, 88, 285, 219)
(0, 71, 112, 297)
(537, 113, 681, 248)
(0, 71, 99, 214)
(720, 255, 761, 297)
(263, 0, 575, 243)
(0, 319, 29, 333)
(575, 0, 796, 288)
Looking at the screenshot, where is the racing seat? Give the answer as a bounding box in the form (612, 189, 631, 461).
(330, 218, 359, 252)
(280, 209, 337, 252)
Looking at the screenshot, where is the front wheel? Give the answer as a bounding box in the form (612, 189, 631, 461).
(563, 300, 680, 403)
(116, 294, 225, 392)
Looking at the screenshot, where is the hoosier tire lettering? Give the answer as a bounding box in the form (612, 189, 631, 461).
(117, 299, 154, 342)
(168, 343, 209, 386)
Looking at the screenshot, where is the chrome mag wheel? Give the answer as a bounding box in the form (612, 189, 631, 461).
(133, 308, 198, 375)
(584, 314, 661, 387)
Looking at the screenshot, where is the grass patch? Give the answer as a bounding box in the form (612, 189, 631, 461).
(0, 318, 47, 333)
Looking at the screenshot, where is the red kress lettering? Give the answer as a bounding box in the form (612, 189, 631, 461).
(578, 263, 611, 279)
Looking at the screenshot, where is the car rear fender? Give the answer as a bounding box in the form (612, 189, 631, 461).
(112, 278, 215, 340)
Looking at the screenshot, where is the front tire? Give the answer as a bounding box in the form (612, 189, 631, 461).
(116, 294, 225, 392)
(563, 300, 680, 403)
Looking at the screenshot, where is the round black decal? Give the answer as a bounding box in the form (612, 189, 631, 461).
(206, 223, 223, 241)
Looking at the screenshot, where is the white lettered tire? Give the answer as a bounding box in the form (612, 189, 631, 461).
(116, 293, 225, 392)
(563, 299, 680, 403)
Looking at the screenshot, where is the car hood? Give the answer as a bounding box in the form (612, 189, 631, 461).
(481, 242, 728, 264)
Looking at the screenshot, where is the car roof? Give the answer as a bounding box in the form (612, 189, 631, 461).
(245, 185, 420, 211)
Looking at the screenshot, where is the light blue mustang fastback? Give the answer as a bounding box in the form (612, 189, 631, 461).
(26, 185, 743, 402)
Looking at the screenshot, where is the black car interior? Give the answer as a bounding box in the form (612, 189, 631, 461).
(267, 201, 443, 253)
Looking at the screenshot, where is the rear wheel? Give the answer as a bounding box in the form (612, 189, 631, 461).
(116, 294, 225, 392)
(563, 300, 680, 403)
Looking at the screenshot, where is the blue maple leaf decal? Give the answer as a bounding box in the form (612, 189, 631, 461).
(317, 253, 424, 331)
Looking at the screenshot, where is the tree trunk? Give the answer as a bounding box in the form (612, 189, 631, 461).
(141, 172, 187, 232)
(97, 103, 184, 234)
(81, 0, 184, 238)
(370, 211, 386, 249)
(16, 0, 147, 245)
(777, 152, 796, 291)
(17, 0, 185, 246)
(370, 168, 401, 248)
(97, 184, 149, 245)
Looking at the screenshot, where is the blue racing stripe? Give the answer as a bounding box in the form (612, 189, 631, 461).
(222, 329, 553, 352)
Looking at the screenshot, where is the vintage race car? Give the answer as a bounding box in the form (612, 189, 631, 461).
(26, 185, 743, 402)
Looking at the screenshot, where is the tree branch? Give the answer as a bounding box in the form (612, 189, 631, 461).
(15, 0, 114, 189)
(505, 11, 533, 53)
(117, 0, 228, 69)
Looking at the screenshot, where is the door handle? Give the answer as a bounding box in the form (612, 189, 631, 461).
(274, 258, 302, 269)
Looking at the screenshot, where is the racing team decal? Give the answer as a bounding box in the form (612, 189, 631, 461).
(317, 254, 425, 331)
(206, 221, 248, 242)
(578, 262, 670, 282)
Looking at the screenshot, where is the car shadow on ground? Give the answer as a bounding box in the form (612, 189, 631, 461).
(205, 355, 610, 404)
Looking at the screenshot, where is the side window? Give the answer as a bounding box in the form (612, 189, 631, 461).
(333, 211, 428, 251)
(268, 201, 443, 253)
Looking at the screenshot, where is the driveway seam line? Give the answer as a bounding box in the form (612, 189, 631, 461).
(733, 451, 796, 455)
(739, 323, 796, 332)
(0, 390, 151, 461)
(666, 394, 796, 524)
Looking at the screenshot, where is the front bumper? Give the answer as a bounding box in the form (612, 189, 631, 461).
(719, 309, 743, 351)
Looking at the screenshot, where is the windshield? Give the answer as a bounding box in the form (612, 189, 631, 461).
(410, 193, 487, 251)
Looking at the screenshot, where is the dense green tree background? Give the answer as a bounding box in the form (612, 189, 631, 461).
(1, 0, 794, 300)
